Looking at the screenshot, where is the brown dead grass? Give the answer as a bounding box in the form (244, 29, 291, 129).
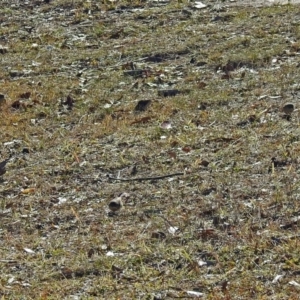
(1, 0, 300, 299)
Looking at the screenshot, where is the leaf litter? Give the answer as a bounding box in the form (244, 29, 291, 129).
(1, 0, 300, 299)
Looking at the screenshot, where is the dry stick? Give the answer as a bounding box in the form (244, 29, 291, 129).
(108, 172, 184, 182)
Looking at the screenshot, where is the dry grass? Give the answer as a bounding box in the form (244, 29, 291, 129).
(1, 0, 300, 299)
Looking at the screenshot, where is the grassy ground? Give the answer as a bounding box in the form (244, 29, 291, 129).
(1, 0, 300, 299)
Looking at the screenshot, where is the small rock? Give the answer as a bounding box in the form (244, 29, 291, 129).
(108, 197, 123, 212)
(134, 100, 151, 112)
(193, 1, 207, 9)
(0, 46, 8, 54)
(282, 102, 295, 115)
(9, 70, 24, 77)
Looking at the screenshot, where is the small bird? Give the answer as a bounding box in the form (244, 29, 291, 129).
(108, 196, 123, 213)
(0, 158, 10, 176)
(282, 102, 295, 115)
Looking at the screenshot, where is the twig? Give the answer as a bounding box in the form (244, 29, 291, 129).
(108, 172, 184, 182)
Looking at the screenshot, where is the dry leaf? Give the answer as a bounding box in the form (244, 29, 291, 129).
(18, 91, 31, 99)
(168, 226, 178, 235)
(158, 89, 180, 97)
(168, 151, 177, 159)
(200, 160, 209, 167)
(186, 290, 204, 297)
(272, 274, 284, 284)
(160, 121, 172, 129)
(151, 231, 166, 239)
(182, 146, 191, 153)
(24, 248, 35, 254)
(289, 281, 300, 287)
(21, 188, 36, 194)
(197, 81, 207, 89)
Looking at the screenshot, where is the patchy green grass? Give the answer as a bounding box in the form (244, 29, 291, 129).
(1, 0, 300, 299)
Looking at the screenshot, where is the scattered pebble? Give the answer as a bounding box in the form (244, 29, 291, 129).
(108, 197, 123, 212)
(282, 102, 295, 115)
(0, 46, 8, 54)
(134, 100, 151, 112)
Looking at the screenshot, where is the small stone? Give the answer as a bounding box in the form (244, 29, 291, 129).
(108, 197, 123, 212)
(0, 46, 8, 54)
(31, 43, 39, 49)
(282, 102, 295, 115)
(134, 100, 151, 112)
